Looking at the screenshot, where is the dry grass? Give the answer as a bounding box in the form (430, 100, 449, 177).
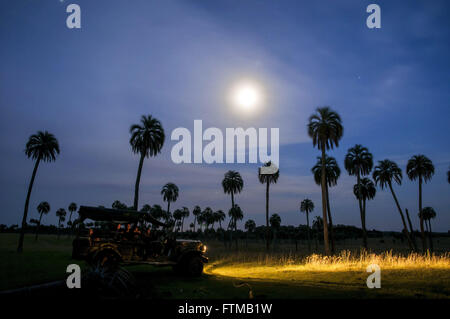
(206, 250, 450, 279)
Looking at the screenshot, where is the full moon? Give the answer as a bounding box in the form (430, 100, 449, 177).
(230, 81, 264, 113)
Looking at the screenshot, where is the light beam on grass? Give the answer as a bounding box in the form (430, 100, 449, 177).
(205, 251, 450, 279)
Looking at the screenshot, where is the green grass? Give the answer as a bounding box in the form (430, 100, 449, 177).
(0, 233, 449, 298)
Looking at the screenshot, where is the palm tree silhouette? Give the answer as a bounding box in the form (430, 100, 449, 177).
(56, 208, 67, 239)
(345, 144, 373, 249)
(192, 205, 202, 231)
(214, 210, 226, 229)
(308, 107, 343, 255)
(419, 207, 436, 251)
(300, 198, 314, 252)
(130, 115, 165, 210)
(173, 209, 183, 232)
(35, 201, 50, 241)
(353, 177, 376, 246)
(258, 161, 280, 250)
(373, 159, 416, 250)
(222, 170, 243, 245)
(18, 131, 60, 252)
(68, 202, 77, 224)
(222, 170, 243, 214)
(161, 183, 179, 217)
(245, 219, 256, 233)
(312, 155, 340, 253)
(202, 207, 213, 230)
(406, 154, 434, 252)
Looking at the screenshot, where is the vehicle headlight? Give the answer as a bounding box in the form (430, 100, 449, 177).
(201, 245, 207, 253)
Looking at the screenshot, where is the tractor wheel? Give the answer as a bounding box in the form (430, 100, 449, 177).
(185, 256, 204, 277)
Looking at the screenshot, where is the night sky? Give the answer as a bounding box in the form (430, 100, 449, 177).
(1, 0, 449, 231)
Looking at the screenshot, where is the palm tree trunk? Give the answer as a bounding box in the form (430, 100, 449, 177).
(265, 181, 270, 250)
(325, 183, 335, 254)
(388, 182, 414, 250)
(35, 212, 43, 241)
(320, 148, 330, 255)
(193, 216, 197, 232)
(133, 153, 145, 210)
(306, 211, 311, 252)
(235, 221, 238, 250)
(405, 208, 417, 249)
(227, 192, 235, 248)
(167, 201, 171, 216)
(357, 172, 368, 249)
(181, 216, 184, 232)
(18, 158, 40, 253)
(418, 176, 427, 252)
(428, 219, 433, 251)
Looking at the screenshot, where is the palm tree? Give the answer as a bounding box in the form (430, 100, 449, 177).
(68, 202, 77, 224)
(345, 144, 373, 249)
(269, 213, 281, 248)
(150, 204, 164, 221)
(353, 177, 376, 246)
(420, 207, 436, 251)
(222, 171, 243, 212)
(180, 207, 190, 232)
(161, 183, 179, 216)
(222, 171, 243, 244)
(18, 131, 60, 252)
(258, 161, 280, 250)
(202, 207, 213, 230)
(311, 155, 340, 253)
(56, 208, 67, 239)
(373, 159, 415, 250)
(130, 115, 165, 210)
(35, 201, 50, 241)
(173, 209, 183, 232)
(192, 206, 202, 231)
(406, 154, 434, 252)
(141, 204, 152, 212)
(300, 198, 314, 251)
(307, 107, 343, 255)
(214, 210, 226, 229)
(228, 204, 244, 249)
(245, 219, 256, 233)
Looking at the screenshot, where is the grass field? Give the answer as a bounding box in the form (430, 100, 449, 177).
(0, 233, 449, 298)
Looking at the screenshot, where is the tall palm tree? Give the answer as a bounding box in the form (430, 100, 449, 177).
(345, 144, 373, 249)
(258, 161, 280, 250)
(420, 207, 436, 251)
(222, 171, 244, 212)
(35, 201, 50, 241)
(311, 155, 340, 253)
(307, 107, 343, 255)
(373, 159, 415, 250)
(214, 210, 226, 229)
(180, 207, 189, 232)
(192, 205, 202, 231)
(202, 207, 213, 230)
(222, 171, 243, 244)
(130, 115, 165, 210)
(56, 208, 66, 239)
(300, 198, 314, 251)
(161, 183, 179, 216)
(18, 131, 60, 252)
(406, 154, 434, 252)
(353, 177, 376, 246)
(269, 213, 281, 248)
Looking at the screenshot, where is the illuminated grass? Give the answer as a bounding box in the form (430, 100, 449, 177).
(205, 250, 450, 279)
